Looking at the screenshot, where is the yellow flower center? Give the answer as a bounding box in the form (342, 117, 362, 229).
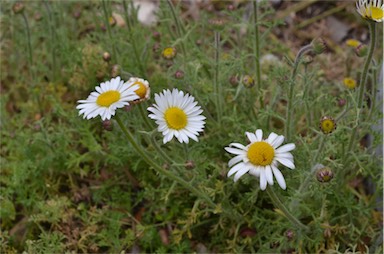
(320, 119, 335, 134)
(343, 77, 357, 89)
(131, 81, 147, 99)
(96, 90, 120, 107)
(164, 107, 187, 130)
(366, 6, 384, 20)
(247, 141, 275, 166)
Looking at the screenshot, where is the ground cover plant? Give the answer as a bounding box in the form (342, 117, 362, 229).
(0, 0, 383, 253)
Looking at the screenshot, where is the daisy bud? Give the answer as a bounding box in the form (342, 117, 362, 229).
(73, 10, 81, 19)
(34, 12, 43, 21)
(174, 70, 184, 79)
(316, 167, 334, 183)
(209, 18, 225, 30)
(111, 64, 120, 77)
(345, 39, 360, 48)
(229, 75, 239, 87)
(242, 75, 255, 88)
(323, 227, 332, 238)
(227, 4, 235, 11)
(240, 227, 256, 238)
(302, 55, 313, 65)
(103, 52, 111, 62)
(285, 229, 295, 241)
(152, 42, 161, 54)
(319, 116, 336, 134)
(152, 31, 161, 41)
(162, 47, 177, 60)
(196, 39, 202, 46)
(355, 44, 368, 57)
(102, 120, 113, 131)
(185, 160, 195, 169)
(109, 16, 116, 26)
(343, 77, 357, 89)
(337, 98, 346, 107)
(12, 2, 24, 14)
(311, 37, 327, 55)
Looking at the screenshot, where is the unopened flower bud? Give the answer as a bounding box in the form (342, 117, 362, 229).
(285, 230, 295, 241)
(185, 160, 195, 169)
(109, 16, 116, 27)
(13, 2, 24, 14)
(196, 39, 202, 46)
(337, 98, 346, 107)
(229, 75, 239, 86)
(102, 120, 113, 131)
(174, 70, 184, 79)
(209, 18, 225, 30)
(242, 75, 255, 88)
(316, 167, 334, 183)
(355, 44, 368, 57)
(227, 4, 235, 11)
(346, 39, 360, 48)
(319, 116, 336, 134)
(34, 12, 43, 21)
(73, 10, 81, 19)
(103, 52, 111, 62)
(302, 55, 313, 65)
(162, 47, 177, 60)
(111, 64, 120, 77)
(152, 31, 161, 41)
(311, 37, 327, 55)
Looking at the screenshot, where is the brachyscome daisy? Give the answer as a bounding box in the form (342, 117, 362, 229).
(127, 77, 150, 103)
(77, 76, 139, 120)
(356, 0, 384, 22)
(147, 89, 206, 144)
(225, 129, 296, 190)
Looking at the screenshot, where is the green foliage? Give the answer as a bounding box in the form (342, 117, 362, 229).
(1, 0, 382, 253)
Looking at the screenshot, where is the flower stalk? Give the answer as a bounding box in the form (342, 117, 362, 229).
(252, 0, 261, 90)
(102, 0, 118, 63)
(115, 115, 216, 208)
(266, 187, 309, 231)
(214, 30, 222, 123)
(347, 21, 377, 153)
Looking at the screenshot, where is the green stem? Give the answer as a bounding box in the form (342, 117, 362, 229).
(214, 30, 222, 123)
(285, 44, 313, 140)
(43, 0, 56, 80)
(346, 21, 376, 154)
(302, 65, 312, 129)
(102, 0, 118, 63)
(138, 103, 153, 130)
(21, 12, 33, 68)
(252, 0, 261, 90)
(166, 0, 186, 56)
(266, 187, 309, 231)
(122, 0, 146, 77)
(367, 66, 378, 122)
(115, 115, 215, 208)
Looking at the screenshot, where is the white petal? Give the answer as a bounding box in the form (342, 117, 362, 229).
(271, 135, 285, 148)
(228, 155, 244, 167)
(255, 129, 263, 141)
(225, 147, 246, 155)
(259, 170, 267, 190)
(227, 162, 244, 177)
(275, 156, 295, 169)
(276, 143, 296, 153)
(265, 165, 274, 185)
(228, 143, 246, 150)
(246, 132, 257, 143)
(234, 167, 249, 182)
(266, 132, 278, 145)
(272, 166, 286, 190)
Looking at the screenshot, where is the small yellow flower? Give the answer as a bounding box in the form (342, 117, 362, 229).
(356, 0, 384, 22)
(343, 77, 357, 89)
(319, 116, 337, 134)
(346, 39, 361, 48)
(162, 47, 177, 60)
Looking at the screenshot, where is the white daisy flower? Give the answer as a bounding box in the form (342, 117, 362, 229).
(225, 129, 296, 190)
(127, 77, 150, 103)
(147, 88, 206, 144)
(77, 76, 139, 120)
(356, 0, 384, 22)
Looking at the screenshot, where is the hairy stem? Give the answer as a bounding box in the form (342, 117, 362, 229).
(102, 0, 118, 63)
(115, 115, 215, 208)
(346, 21, 376, 154)
(266, 187, 309, 231)
(252, 0, 261, 90)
